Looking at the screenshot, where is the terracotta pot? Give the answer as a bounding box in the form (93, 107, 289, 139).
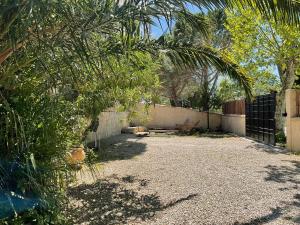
(66, 146, 86, 165)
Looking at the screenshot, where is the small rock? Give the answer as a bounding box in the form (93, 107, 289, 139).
(116, 212, 123, 217)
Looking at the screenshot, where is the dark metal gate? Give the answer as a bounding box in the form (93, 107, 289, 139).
(246, 92, 276, 145)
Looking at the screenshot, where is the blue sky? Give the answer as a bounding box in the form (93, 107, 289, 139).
(151, 3, 203, 38)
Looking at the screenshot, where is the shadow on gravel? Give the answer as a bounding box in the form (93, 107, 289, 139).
(246, 143, 288, 154)
(176, 131, 234, 139)
(264, 160, 300, 186)
(233, 207, 283, 225)
(95, 134, 147, 162)
(290, 194, 300, 223)
(67, 175, 197, 225)
(238, 160, 300, 225)
(259, 160, 300, 224)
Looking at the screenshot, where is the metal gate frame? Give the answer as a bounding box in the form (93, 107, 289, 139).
(245, 92, 276, 145)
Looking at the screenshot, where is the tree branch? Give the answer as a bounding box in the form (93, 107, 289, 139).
(0, 42, 24, 65)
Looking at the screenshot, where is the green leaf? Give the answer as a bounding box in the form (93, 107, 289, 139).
(30, 153, 37, 171)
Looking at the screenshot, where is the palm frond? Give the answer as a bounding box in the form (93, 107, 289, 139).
(225, 0, 300, 25)
(154, 39, 252, 99)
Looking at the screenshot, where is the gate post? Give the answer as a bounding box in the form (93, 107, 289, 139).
(286, 89, 300, 153)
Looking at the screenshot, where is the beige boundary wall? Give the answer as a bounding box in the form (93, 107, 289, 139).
(133, 104, 246, 135)
(86, 104, 247, 145)
(86, 110, 128, 144)
(222, 114, 246, 136)
(286, 89, 300, 153)
(132, 104, 222, 130)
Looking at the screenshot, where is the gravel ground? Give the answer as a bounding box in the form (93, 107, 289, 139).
(68, 134, 300, 225)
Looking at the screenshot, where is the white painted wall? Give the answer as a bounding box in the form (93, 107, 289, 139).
(132, 104, 222, 130)
(85, 105, 248, 147)
(86, 110, 128, 144)
(222, 114, 246, 136)
(286, 89, 300, 153)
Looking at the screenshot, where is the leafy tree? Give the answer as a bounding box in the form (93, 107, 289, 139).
(0, 1, 166, 223)
(0, 0, 299, 223)
(188, 10, 231, 111)
(226, 7, 300, 130)
(160, 10, 242, 111)
(216, 79, 245, 102)
(159, 54, 194, 106)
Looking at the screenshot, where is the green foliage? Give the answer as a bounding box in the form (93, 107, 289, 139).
(0, 206, 69, 225)
(225, 6, 300, 130)
(0, 2, 186, 222)
(225, 7, 300, 96)
(224, 0, 300, 25)
(186, 10, 236, 111)
(160, 9, 252, 109)
(216, 79, 245, 102)
(0, 1, 161, 221)
(0, 50, 160, 224)
(275, 130, 286, 145)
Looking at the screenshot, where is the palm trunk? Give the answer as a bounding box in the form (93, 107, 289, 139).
(202, 66, 210, 130)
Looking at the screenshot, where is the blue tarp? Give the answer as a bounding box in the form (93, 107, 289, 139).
(0, 160, 41, 219)
(0, 192, 40, 219)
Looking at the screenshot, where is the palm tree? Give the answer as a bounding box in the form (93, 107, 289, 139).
(1, 0, 300, 80)
(159, 9, 249, 108)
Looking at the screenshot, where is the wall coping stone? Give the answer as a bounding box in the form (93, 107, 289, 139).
(222, 114, 245, 118)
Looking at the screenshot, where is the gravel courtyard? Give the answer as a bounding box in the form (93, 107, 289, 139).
(68, 134, 300, 225)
